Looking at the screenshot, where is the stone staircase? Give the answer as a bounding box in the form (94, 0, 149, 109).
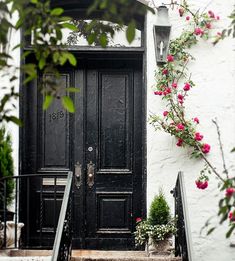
(0, 250, 182, 261)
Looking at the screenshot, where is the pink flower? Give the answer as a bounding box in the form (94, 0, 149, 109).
(194, 27, 204, 36)
(206, 23, 212, 29)
(154, 91, 163, 96)
(136, 217, 142, 223)
(216, 16, 220, 20)
(177, 123, 185, 131)
(208, 10, 215, 18)
(177, 94, 184, 100)
(167, 55, 174, 62)
(186, 16, 190, 21)
(229, 212, 235, 222)
(162, 69, 168, 75)
(217, 32, 222, 36)
(226, 188, 235, 197)
(193, 117, 199, 124)
(179, 8, 184, 17)
(183, 82, 191, 91)
(202, 143, 211, 154)
(176, 138, 183, 147)
(195, 180, 208, 190)
(195, 132, 203, 141)
(163, 111, 169, 117)
(172, 82, 177, 88)
(166, 87, 171, 94)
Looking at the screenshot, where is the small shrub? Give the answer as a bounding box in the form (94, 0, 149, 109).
(0, 127, 14, 207)
(148, 190, 170, 226)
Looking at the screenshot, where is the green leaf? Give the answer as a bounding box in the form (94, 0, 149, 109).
(31, 0, 38, 3)
(62, 96, 75, 113)
(126, 20, 136, 43)
(66, 52, 77, 66)
(39, 57, 46, 70)
(43, 95, 53, 110)
(226, 225, 235, 238)
(62, 22, 77, 31)
(6, 116, 22, 126)
(99, 34, 108, 48)
(231, 147, 235, 153)
(51, 8, 64, 16)
(66, 87, 80, 93)
(207, 227, 216, 235)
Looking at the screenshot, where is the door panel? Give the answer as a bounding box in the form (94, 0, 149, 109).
(22, 56, 145, 250)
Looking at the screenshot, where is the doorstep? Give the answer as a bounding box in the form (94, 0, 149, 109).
(71, 250, 182, 261)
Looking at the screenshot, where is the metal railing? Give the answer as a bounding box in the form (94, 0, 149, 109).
(172, 171, 194, 261)
(51, 171, 73, 261)
(0, 172, 73, 253)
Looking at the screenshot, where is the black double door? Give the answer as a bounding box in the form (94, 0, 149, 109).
(22, 55, 145, 249)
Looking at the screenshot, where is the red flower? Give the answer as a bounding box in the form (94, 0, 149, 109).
(226, 188, 235, 197)
(177, 123, 185, 131)
(176, 138, 183, 147)
(136, 217, 142, 223)
(193, 117, 199, 124)
(179, 8, 184, 17)
(172, 82, 177, 88)
(154, 91, 163, 96)
(162, 69, 168, 75)
(177, 94, 184, 100)
(194, 27, 204, 36)
(183, 83, 191, 91)
(229, 212, 235, 222)
(166, 87, 171, 94)
(186, 16, 190, 21)
(194, 132, 203, 141)
(208, 10, 215, 18)
(206, 23, 212, 29)
(195, 180, 208, 190)
(167, 55, 174, 62)
(163, 111, 169, 117)
(202, 143, 211, 154)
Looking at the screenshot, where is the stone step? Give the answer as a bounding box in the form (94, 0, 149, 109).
(71, 250, 182, 261)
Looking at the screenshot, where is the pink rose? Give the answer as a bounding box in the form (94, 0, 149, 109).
(226, 188, 235, 197)
(216, 16, 220, 20)
(195, 180, 208, 190)
(202, 143, 211, 154)
(166, 87, 171, 94)
(163, 111, 169, 117)
(200, 181, 208, 190)
(176, 138, 183, 147)
(167, 55, 174, 62)
(177, 123, 185, 131)
(229, 212, 235, 222)
(208, 10, 215, 18)
(154, 91, 163, 96)
(186, 16, 190, 21)
(206, 23, 212, 29)
(194, 27, 204, 36)
(177, 94, 184, 100)
(172, 82, 177, 88)
(162, 69, 168, 75)
(217, 32, 222, 36)
(183, 83, 191, 91)
(193, 117, 199, 124)
(195, 132, 203, 141)
(136, 217, 142, 223)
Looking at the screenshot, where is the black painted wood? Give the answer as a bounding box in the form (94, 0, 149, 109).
(21, 55, 144, 250)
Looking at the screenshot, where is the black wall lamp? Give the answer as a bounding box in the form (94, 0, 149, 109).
(153, 6, 172, 65)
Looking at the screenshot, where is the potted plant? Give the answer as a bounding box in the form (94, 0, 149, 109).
(134, 190, 177, 256)
(0, 126, 15, 221)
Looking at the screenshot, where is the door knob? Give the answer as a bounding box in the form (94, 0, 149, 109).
(75, 161, 82, 189)
(87, 161, 95, 188)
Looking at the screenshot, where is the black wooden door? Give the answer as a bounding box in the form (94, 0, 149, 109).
(21, 55, 145, 250)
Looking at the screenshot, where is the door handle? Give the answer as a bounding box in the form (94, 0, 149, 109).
(75, 161, 82, 189)
(87, 161, 95, 188)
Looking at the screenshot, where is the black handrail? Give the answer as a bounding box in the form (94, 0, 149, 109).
(172, 171, 193, 261)
(0, 173, 71, 250)
(51, 171, 73, 261)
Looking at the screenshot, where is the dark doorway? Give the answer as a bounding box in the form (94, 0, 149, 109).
(20, 53, 146, 249)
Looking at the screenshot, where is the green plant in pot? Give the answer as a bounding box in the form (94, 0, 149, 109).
(0, 127, 15, 221)
(134, 190, 177, 256)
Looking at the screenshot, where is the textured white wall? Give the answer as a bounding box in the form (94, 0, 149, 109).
(147, 0, 235, 260)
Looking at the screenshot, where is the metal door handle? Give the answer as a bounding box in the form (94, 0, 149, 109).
(87, 161, 95, 188)
(75, 161, 82, 189)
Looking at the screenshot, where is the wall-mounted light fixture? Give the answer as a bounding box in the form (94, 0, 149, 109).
(153, 6, 172, 65)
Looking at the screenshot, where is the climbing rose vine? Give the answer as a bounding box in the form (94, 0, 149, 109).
(149, 2, 235, 237)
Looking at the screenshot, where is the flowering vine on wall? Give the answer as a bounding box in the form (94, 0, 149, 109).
(149, 1, 235, 237)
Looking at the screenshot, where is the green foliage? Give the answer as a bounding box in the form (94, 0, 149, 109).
(0, 127, 14, 206)
(148, 190, 171, 226)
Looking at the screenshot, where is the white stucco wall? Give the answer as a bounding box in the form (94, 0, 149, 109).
(147, 1, 235, 260)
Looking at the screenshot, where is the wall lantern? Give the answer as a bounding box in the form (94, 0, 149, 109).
(153, 6, 172, 65)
